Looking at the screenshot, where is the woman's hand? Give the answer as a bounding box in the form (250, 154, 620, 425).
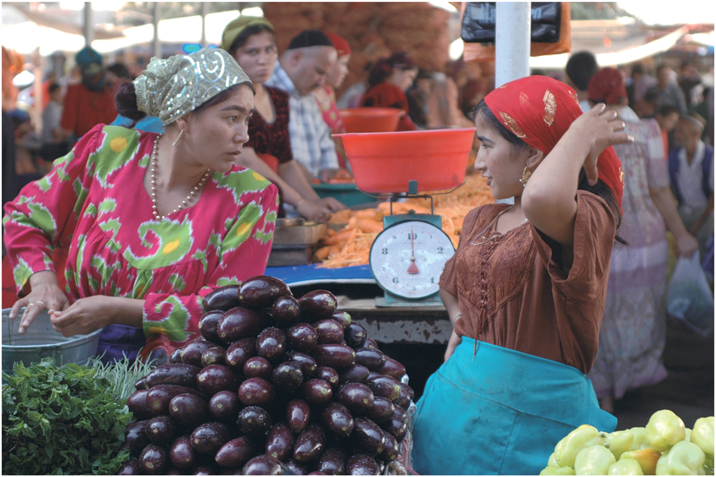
(318, 197, 346, 212)
(570, 104, 632, 186)
(49, 295, 117, 337)
(676, 232, 699, 257)
(297, 200, 332, 222)
(444, 329, 462, 362)
(9, 271, 70, 334)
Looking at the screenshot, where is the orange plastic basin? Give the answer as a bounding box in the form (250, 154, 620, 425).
(334, 128, 476, 194)
(339, 108, 404, 133)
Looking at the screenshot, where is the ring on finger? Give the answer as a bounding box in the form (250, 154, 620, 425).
(35, 300, 46, 308)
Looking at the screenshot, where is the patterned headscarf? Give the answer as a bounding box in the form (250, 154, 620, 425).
(133, 48, 251, 125)
(220, 16, 275, 53)
(484, 76, 624, 212)
(587, 67, 627, 105)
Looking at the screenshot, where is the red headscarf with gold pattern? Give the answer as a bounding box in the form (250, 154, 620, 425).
(484, 75, 623, 212)
(323, 32, 351, 57)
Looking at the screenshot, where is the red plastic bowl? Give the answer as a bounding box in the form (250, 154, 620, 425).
(339, 108, 404, 133)
(334, 128, 475, 194)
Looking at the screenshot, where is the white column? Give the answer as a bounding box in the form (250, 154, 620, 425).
(83, 2, 93, 47)
(152, 3, 161, 59)
(495, 2, 531, 88)
(201, 2, 209, 47)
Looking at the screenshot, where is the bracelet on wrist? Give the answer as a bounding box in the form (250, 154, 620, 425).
(451, 311, 462, 324)
(296, 198, 306, 208)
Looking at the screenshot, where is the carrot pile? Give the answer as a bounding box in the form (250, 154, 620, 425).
(315, 174, 494, 268)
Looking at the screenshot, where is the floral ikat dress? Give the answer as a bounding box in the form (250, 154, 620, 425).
(3, 125, 279, 362)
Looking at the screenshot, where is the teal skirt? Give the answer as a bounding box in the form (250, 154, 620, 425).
(412, 339, 616, 475)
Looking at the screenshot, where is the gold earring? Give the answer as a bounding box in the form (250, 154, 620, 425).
(172, 129, 184, 147)
(519, 167, 532, 187)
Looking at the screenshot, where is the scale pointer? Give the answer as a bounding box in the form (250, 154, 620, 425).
(407, 227, 419, 274)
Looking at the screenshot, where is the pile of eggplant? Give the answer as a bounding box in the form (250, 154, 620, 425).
(120, 276, 414, 475)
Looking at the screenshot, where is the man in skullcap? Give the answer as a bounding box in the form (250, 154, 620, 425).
(265, 30, 339, 180)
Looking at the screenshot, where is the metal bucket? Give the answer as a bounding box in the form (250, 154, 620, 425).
(2, 308, 102, 375)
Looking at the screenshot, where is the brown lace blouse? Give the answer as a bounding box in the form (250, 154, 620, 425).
(439, 191, 616, 374)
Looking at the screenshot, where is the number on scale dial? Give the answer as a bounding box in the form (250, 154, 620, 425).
(369, 220, 455, 299)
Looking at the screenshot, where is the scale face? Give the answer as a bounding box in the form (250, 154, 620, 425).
(369, 219, 455, 300)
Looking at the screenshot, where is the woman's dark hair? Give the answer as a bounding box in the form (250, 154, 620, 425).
(474, 100, 624, 242)
(114, 80, 255, 125)
(367, 58, 393, 89)
(228, 24, 275, 57)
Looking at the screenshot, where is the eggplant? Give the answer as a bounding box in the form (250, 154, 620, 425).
(301, 379, 333, 405)
(169, 349, 183, 364)
(243, 356, 273, 380)
(199, 310, 224, 343)
(192, 464, 215, 475)
(196, 364, 240, 396)
(169, 435, 196, 470)
(225, 337, 257, 371)
(321, 402, 354, 438)
(256, 327, 287, 361)
(364, 396, 395, 424)
(312, 344, 355, 369)
(272, 295, 301, 328)
(395, 382, 414, 410)
(338, 364, 370, 384)
(312, 319, 344, 345)
(352, 418, 385, 457)
(118, 459, 142, 475)
(237, 406, 272, 438)
(314, 366, 340, 389)
(146, 384, 203, 415)
(242, 454, 286, 475)
(298, 290, 337, 320)
(271, 361, 304, 394)
(265, 422, 295, 462)
(190, 422, 231, 455)
(134, 375, 149, 390)
(286, 399, 311, 434)
(344, 323, 367, 349)
(200, 345, 226, 367)
(380, 430, 399, 462)
(139, 444, 169, 475)
(363, 338, 379, 350)
(145, 415, 179, 446)
(346, 453, 380, 475)
(121, 420, 150, 458)
(203, 284, 242, 312)
(144, 363, 201, 389)
(293, 423, 326, 463)
(215, 435, 256, 468)
(285, 458, 308, 475)
(337, 383, 374, 413)
(239, 276, 293, 309)
(354, 348, 386, 371)
(286, 351, 318, 378)
(366, 375, 401, 402)
(208, 390, 242, 424)
(126, 389, 159, 420)
(378, 357, 406, 380)
(316, 448, 346, 475)
(330, 311, 352, 330)
(239, 377, 276, 407)
(168, 393, 209, 428)
(286, 323, 318, 352)
(381, 412, 407, 443)
(181, 340, 217, 367)
(218, 306, 263, 343)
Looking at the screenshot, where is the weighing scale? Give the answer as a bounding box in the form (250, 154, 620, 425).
(369, 180, 456, 308)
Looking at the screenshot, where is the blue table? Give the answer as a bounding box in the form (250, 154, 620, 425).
(264, 264, 375, 287)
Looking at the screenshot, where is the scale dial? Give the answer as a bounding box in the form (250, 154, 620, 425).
(370, 220, 455, 299)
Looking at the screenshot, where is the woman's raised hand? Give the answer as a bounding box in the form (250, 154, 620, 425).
(570, 103, 632, 186)
(297, 200, 333, 222)
(9, 270, 70, 334)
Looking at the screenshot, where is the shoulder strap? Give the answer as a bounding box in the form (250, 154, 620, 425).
(702, 145, 713, 198)
(668, 148, 683, 203)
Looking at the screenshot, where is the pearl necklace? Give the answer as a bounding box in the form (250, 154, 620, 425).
(150, 134, 211, 220)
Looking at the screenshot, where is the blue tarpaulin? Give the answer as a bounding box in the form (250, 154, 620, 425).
(264, 264, 375, 287)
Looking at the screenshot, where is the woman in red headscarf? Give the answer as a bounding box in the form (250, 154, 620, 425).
(314, 32, 351, 169)
(412, 76, 631, 475)
(360, 52, 418, 131)
(585, 68, 698, 414)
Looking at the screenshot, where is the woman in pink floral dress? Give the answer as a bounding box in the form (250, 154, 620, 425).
(3, 49, 279, 363)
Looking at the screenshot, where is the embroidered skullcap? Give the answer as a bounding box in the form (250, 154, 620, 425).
(133, 48, 251, 125)
(323, 32, 351, 57)
(76, 46, 103, 75)
(484, 75, 624, 213)
(220, 16, 275, 53)
(287, 30, 334, 50)
(587, 67, 627, 105)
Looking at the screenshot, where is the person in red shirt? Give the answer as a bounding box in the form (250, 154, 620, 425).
(360, 51, 418, 131)
(59, 46, 117, 142)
